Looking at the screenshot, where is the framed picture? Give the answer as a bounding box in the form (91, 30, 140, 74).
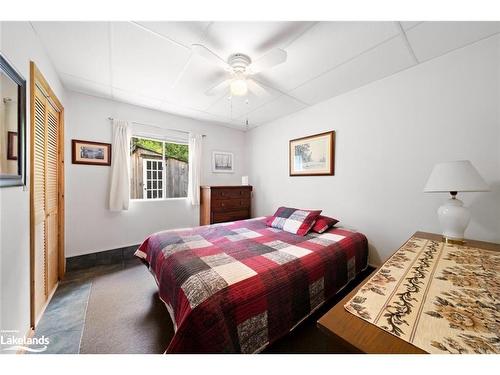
(72, 139, 112, 166)
(289, 131, 335, 176)
(7, 131, 18, 160)
(212, 151, 234, 173)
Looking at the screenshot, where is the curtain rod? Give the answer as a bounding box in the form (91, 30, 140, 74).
(107, 117, 206, 137)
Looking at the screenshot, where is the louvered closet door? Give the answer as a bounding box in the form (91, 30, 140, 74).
(45, 103, 59, 294)
(33, 87, 47, 320)
(33, 85, 60, 321)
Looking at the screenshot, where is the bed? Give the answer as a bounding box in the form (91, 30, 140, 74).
(135, 216, 368, 353)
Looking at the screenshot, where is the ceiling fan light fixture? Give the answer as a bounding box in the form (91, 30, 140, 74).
(230, 78, 248, 96)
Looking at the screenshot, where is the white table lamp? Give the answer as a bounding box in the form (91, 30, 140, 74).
(424, 160, 489, 243)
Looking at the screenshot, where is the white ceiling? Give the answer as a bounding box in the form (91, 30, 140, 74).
(31, 21, 500, 130)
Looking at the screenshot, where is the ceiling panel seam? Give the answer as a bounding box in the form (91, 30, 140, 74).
(285, 32, 403, 102)
(403, 21, 424, 32)
(251, 77, 309, 105)
(130, 21, 190, 50)
(415, 30, 500, 64)
(245, 27, 500, 127)
(281, 21, 320, 49)
(396, 21, 419, 64)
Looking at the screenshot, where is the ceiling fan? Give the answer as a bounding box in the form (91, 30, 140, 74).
(191, 44, 287, 97)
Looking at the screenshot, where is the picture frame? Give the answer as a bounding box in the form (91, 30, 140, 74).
(289, 131, 335, 176)
(72, 139, 112, 166)
(7, 131, 18, 160)
(212, 151, 234, 173)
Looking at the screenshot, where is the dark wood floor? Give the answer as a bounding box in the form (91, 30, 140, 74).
(32, 257, 373, 354)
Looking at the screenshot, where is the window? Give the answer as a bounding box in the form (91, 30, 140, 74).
(130, 136, 189, 200)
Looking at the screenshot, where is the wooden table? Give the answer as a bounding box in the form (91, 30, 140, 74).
(317, 231, 500, 354)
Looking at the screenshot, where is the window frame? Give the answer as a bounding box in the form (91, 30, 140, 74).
(130, 135, 189, 202)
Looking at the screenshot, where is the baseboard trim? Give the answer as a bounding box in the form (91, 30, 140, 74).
(66, 244, 140, 271)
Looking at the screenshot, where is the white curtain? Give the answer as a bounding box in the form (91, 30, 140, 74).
(109, 119, 131, 211)
(187, 133, 202, 206)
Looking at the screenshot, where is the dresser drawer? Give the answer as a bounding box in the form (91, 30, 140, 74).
(212, 209, 250, 224)
(211, 188, 251, 200)
(211, 198, 250, 212)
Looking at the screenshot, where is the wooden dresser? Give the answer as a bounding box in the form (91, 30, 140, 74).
(317, 231, 500, 354)
(200, 186, 252, 225)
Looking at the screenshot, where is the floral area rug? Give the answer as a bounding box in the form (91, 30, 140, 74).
(344, 236, 499, 354)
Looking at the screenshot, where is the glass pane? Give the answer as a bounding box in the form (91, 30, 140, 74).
(153, 190, 157, 199)
(159, 181, 162, 189)
(153, 181, 157, 189)
(159, 162, 163, 170)
(158, 171, 162, 179)
(153, 171, 157, 179)
(147, 181, 151, 189)
(147, 160, 151, 169)
(164, 142, 189, 164)
(163, 142, 189, 198)
(0, 71, 20, 176)
(147, 171, 151, 179)
(147, 191, 152, 199)
(132, 138, 163, 156)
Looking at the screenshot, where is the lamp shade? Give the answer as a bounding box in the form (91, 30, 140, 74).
(424, 160, 489, 193)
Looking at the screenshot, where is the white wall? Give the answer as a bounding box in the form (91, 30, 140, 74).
(66, 92, 246, 256)
(0, 22, 66, 339)
(247, 35, 500, 265)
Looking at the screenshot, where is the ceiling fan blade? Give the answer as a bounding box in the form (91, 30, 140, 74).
(248, 48, 287, 74)
(191, 44, 230, 71)
(205, 79, 231, 96)
(247, 79, 269, 97)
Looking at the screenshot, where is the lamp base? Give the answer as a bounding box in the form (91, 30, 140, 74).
(437, 194, 471, 243)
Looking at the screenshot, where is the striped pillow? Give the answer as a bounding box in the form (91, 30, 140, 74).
(266, 207, 322, 236)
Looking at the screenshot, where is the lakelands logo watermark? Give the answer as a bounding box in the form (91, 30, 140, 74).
(0, 330, 49, 353)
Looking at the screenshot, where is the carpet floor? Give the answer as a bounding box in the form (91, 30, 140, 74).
(75, 260, 372, 354)
(32, 256, 372, 354)
(80, 263, 173, 354)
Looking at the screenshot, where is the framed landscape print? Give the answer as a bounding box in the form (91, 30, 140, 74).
(212, 151, 234, 173)
(289, 131, 335, 176)
(72, 139, 112, 166)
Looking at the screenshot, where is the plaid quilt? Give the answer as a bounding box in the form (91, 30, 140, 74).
(135, 217, 368, 353)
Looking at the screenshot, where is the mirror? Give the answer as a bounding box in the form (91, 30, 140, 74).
(0, 54, 26, 187)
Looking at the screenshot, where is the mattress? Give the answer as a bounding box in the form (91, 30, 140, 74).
(135, 217, 368, 353)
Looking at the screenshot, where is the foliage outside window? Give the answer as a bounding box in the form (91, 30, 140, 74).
(130, 136, 189, 199)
